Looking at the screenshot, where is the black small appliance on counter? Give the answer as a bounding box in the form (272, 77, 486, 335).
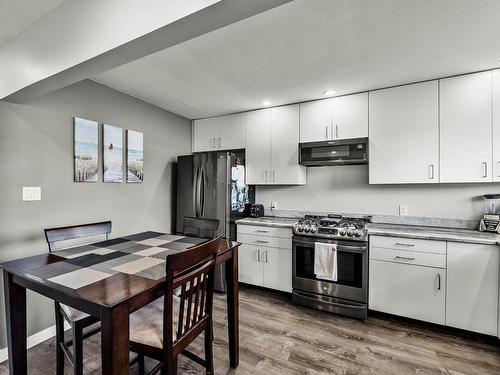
(245, 204, 265, 218)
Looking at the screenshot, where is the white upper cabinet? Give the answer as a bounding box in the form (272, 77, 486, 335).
(246, 105, 306, 185)
(493, 69, 500, 181)
(299, 99, 332, 142)
(192, 117, 219, 152)
(332, 93, 368, 139)
(192, 113, 245, 152)
(245, 109, 272, 184)
(219, 113, 245, 150)
(271, 105, 306, 184)
(446, 242, 499, 336)
(440, 71, 493, 183)
(369, 81, 439, 184)
(299, 93, 368, 143)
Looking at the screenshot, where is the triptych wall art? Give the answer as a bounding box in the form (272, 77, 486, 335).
(73, 117, 144, 183)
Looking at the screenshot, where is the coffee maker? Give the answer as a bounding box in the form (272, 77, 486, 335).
(479, 194, 500, 233)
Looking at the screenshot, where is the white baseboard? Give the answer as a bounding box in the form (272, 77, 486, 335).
(0, 322, 71, 364)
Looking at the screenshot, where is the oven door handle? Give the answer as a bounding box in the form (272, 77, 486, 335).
(293, 240, 367, 252)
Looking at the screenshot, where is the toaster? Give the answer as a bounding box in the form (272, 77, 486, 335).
(248, 204, 265, 218)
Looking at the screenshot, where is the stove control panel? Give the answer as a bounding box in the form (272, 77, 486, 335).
(292, 215, 368, 241)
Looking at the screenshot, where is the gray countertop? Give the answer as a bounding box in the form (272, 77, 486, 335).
(236, 216, 500, 245)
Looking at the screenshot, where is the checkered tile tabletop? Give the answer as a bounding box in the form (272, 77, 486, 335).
(27, 231, 207, 290)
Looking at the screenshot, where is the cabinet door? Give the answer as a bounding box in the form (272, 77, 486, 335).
(332, 93, 368, 139)
(440, 71, 493, 182)
(263, 248, 292, 293)
(493, 70, 500, 181)
(369, 81, 439, 184)
(299, 99, 332, 142)
(270, 104, 306, 184)
(446, 242, 499, 335)
(220, 113, 245, 150)
(192, 117, 219, 152)
(238, 243, 264, 287)
(369, 260, 445, 324)
(245, 109, 271, 184)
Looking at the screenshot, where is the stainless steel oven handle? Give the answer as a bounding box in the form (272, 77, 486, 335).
(292, 239, 367, 252)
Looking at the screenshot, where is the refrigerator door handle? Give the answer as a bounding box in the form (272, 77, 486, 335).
(200, 165, 206, 218)
(194, 165, 202, 218)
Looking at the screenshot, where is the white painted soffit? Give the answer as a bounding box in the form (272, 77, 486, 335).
(0, 0, 292, 102)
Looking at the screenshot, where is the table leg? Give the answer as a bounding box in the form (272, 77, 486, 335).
(100, 304, 129, 375)
(225, 246, 239, 368)
(3, 272, 27, 375)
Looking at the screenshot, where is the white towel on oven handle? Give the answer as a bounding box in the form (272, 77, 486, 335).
(314, 242, 337, 282)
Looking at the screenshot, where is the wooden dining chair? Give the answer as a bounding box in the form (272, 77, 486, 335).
(183, 217, 219, 239)
(44, 221, 111, 375)
(129, 236, 222, 375)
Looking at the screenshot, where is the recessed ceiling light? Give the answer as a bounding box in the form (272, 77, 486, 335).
(323, 89, 336, 96)
(262, 100, 271, 106)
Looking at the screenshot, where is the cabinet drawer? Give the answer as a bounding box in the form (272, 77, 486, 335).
(370, 247, 446, 268)
(237, 225, 292, 239)
(370, 235, 446, 254)
(237, 233, 292, 250)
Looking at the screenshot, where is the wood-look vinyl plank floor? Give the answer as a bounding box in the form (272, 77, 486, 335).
(0, 286, 499, 374)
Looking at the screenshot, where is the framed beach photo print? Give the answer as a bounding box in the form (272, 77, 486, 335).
(74, 117, 98, 182)
(103, 124, 123, 183)
(126, 130, 143, 183)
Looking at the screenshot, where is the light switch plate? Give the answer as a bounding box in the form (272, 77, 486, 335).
(399, 205, 408, 216)
(271, 201, 278, 210)
(23, 187, 41, 201)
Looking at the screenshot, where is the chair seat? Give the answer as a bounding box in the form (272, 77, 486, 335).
(130, 296, 196, 349)
(60, 303, 90, 321)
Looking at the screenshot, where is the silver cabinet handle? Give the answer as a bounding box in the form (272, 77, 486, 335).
(218, 136, 222, 149)
(325, 125, 329, 140)
(254, 240, 269, 244)
(264, 250, 268, 263)
(272, 170, 276, 182)
(436, 273, 441, 290)
(257, 249, 261, 262)
(482, 162, 488, 178)
(255, 230, 269, 233)
(264, 170, 268, 182)
(497, 161, 500, 177)
(394, 255, 416, 261)
(335, 124, 339, 138)
(394, 242, 415, 247)
(211, 137, 217, 149)
(428, 164, 434, 179)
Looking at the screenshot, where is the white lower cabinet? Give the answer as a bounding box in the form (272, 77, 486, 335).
(238, 243, 264, 286)
(237, 225, 292, 293)
(446, 242, 499, 336)
(369, 259, 446, 324)
(369, 235, 500, 336)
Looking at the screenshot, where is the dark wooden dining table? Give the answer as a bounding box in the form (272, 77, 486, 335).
(1, 231, 240, 374)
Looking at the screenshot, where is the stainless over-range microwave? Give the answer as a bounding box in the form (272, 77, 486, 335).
(298, 137, 368, 166)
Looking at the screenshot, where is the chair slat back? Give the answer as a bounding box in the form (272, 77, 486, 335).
(44, 221, 112, 252)
(183, 217, 219, 239)
(163, 236, 222, 354)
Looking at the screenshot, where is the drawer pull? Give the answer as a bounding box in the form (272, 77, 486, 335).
(254, 240, 269, 244)
(394, 242, 415, 247)
(257, 249, 261, 262)
(255, 230, 269, 233)
(394, 255, 416, 261)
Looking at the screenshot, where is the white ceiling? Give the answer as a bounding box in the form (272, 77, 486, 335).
(0, 0, 63, 47)
(94, 0, 500, 120)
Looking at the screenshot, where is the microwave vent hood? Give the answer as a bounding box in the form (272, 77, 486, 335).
(299, 137, 368, 167)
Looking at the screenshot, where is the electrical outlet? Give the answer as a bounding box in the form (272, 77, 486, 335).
(399, 205, 408, 216)
(271, 201, 278, 210)
(22, 187, 41, 201)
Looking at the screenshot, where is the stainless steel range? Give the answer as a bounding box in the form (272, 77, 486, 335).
(292, 214, 369, 320)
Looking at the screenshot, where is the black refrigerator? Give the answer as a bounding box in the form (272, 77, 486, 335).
(176, 151, 254, 291)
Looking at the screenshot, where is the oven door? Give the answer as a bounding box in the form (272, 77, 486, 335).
(292, 236, 368, 303)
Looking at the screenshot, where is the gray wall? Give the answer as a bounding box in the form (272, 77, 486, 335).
(256, 166, 500, 220)
(0, 80, 191, 348)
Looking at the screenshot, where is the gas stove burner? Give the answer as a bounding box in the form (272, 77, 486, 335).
(293, 214, 369, 241)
